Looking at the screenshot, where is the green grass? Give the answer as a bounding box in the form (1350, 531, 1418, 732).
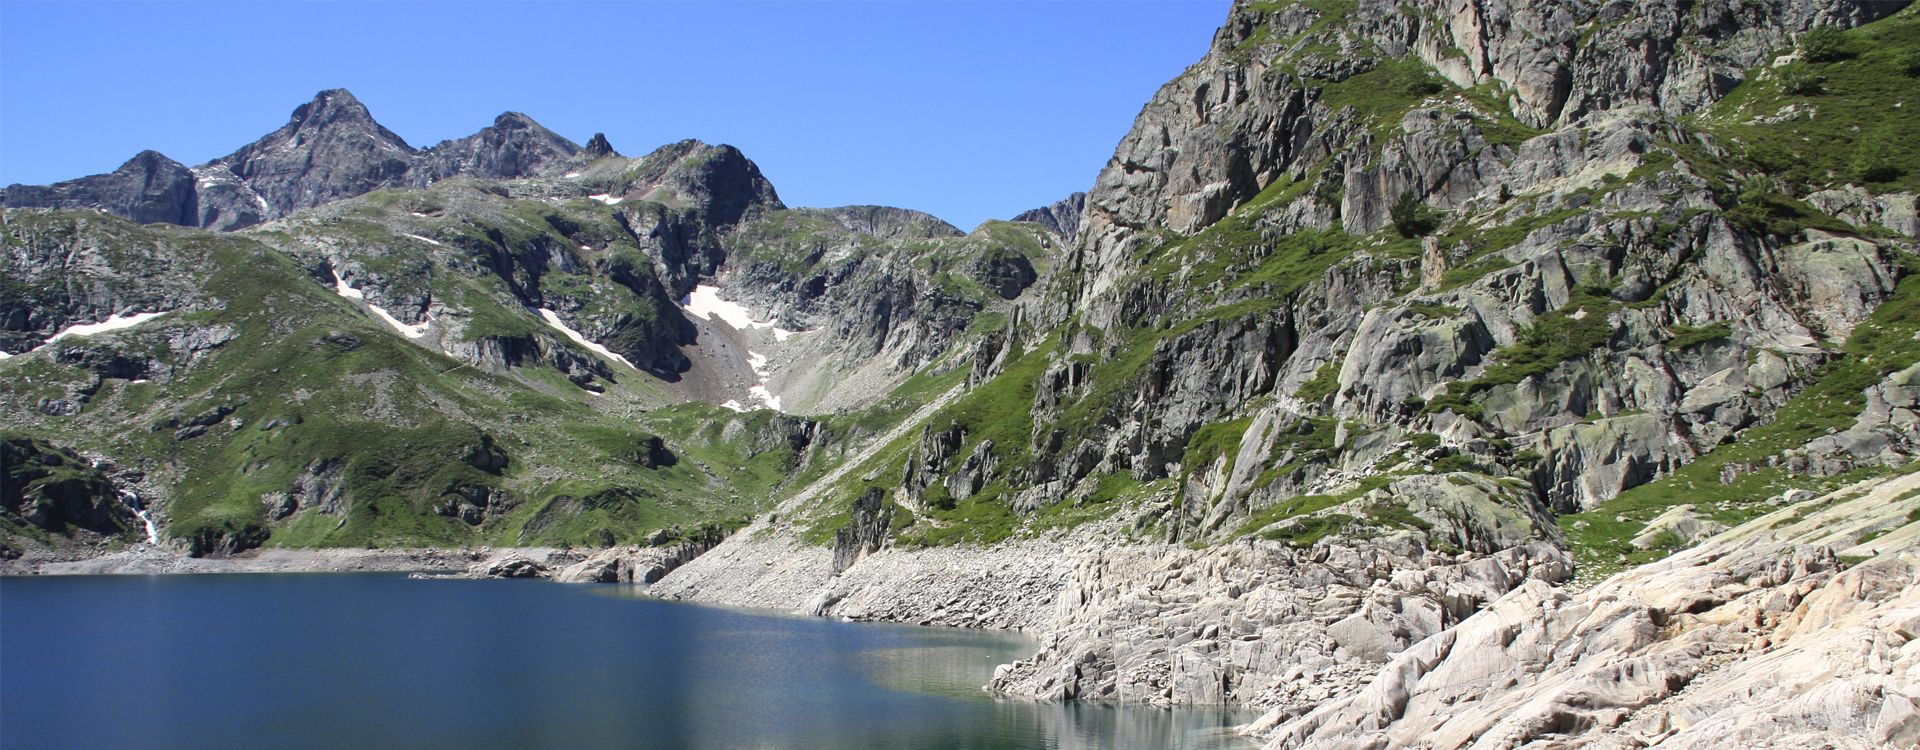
(1697, 9, 1920, 196)
(1666, 322, 1732, 350)
(1294, 359, 1343, 403)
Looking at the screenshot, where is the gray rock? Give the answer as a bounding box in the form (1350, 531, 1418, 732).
(2, 151, 198, 226)
(1012, 192, 1086, 241)
(407, 111, 579, 186)
(470, 553, 550, 579)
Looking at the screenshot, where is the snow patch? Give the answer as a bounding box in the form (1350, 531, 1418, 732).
(404, 233, 446, 247)
(565, 172, 583, 178)
(368, 305, 429, 339)
(587, 194, 622, 205)
(681, 285, 779, 331)
(43, 311, 169, 345)
(748, 384, 783, 412)
(772, 327, 799, 342)
(719, 400, 747, 412)
(537, 308, 637, 370)
(331, 268, 365, 299)
(0, 351, 11, 361)
(741, 350, 783, 411)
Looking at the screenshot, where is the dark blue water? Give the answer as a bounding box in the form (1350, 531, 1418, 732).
(1, 573, 1255, 750)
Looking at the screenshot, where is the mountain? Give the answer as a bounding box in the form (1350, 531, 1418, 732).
(6, 2, 1920, 747)
(3, 90, 589, 232)
(1, 89, 1054, 557)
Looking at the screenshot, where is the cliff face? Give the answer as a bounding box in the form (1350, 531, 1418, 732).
(841, 0, 1920, 558)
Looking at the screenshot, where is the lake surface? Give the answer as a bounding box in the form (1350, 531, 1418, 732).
(1, 573, 1257, 750)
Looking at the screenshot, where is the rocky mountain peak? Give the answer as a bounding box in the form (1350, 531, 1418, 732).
(282, 89, 404, 145)
(582, 133, 617, 159)
(205, 88, 415, 223)
(0, 149, 198, 227)
(407, 110, 579, 186)
(614, 140, 784, 223)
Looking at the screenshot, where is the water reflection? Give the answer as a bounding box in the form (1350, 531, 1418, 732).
(3, 574, 1257, 750)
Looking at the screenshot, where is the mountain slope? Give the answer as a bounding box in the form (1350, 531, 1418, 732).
(0, 90, 1059, 560)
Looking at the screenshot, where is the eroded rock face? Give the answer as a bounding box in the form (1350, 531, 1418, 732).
(407, 112, 580, 186)
(989, 539, 1571, 709)
(1252, 469, 1920, 750)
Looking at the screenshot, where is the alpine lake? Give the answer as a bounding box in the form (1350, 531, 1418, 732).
(1, 572, 1257, 749)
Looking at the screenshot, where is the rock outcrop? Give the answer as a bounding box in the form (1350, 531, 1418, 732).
(1013, 192, 1087, 242)
(990, 540, 1570, 708)
(1253, 467, 1920, 750)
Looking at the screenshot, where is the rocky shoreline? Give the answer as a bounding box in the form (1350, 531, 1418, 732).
(642, 474, 1920, 749)
(5, 544, 500, 576)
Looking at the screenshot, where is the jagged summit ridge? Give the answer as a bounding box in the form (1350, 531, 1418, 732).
(0, 89, 760, 233)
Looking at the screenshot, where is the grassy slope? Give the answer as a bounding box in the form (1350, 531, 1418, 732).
(0, 208, 783, 552)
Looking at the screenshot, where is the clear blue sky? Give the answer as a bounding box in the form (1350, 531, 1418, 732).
(1, 1, 1228, 229)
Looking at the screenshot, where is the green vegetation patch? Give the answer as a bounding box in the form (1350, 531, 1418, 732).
(1700, 11, 1920, 195)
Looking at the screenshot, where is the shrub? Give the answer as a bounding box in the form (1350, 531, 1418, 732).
(1390, 191, 1440, 238)
(1800, 25, 1849, 63)
(1778, 65, 1826, 96)
(1404, 79, 1445, 97)
(1900, 50, 1920, 78)
(1851, 135, 1904, 183)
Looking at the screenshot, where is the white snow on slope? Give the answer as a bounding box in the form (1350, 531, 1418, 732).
(404, 233, 446, 247)
(332, 268, 429, 338)
(681, 285, 801, 338)
(683, 285, 766, 329)
(537, 308, 637, 370)
(369, 305, 429, 338)
(587, 194, 622, 205)
(744, 351, 782, 411)
(748, 384, 783, 412)
(680, 286, 809, 411)
(331, 268, 365, 299)
(44, 311, 169, 344)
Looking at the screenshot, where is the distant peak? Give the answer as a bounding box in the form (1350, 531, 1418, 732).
(289, 88, 376, 128)
(583, 133, 616, 159)
(493, 111, 538, 129)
